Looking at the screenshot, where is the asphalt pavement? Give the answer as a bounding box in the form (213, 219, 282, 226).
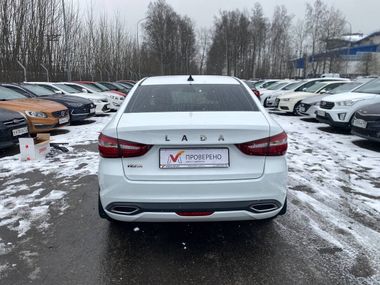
(0, 146, 370, 285)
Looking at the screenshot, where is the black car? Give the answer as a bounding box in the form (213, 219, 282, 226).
(2, 84, 96, 122)
(351, 103, 380, 142)
(0, 108, 29, 149)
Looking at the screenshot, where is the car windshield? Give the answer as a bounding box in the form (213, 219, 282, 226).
(261, 81, 278, 88)
(304, 82, 330, 93)
(113, 82, 130, 90)
(53, 83, 79, 94)
(126, 84, 258, 113)
(22, 84, 56, 96)
(94, 83, 110, 91)
(354, 78, 380, 95)
(81, 83, 102, 92)
(282, 81, 304, 90)
(0, 86, 26, 100)
(327, 82, 361, 94)
(267, 82, 289, 90)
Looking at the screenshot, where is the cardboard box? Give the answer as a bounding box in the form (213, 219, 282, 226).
(19, 134, 51, 161)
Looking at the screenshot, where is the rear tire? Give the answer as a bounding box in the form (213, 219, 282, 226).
(263, 97, 268, 107)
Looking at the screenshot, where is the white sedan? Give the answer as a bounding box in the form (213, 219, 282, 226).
(98, 75, 288, 223)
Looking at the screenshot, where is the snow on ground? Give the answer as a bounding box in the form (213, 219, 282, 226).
(271, 113, 380, 282)
(0, 115, 112, 275)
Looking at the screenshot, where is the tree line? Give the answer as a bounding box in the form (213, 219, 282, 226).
(0, 0, 349, 82)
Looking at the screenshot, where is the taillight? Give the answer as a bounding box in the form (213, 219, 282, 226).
(98, 133, 152, 158)
(236, 132, 287, 156)
(252, 89, 260, 98)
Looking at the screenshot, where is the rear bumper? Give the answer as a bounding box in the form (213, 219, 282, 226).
(352, 125, 380, 142)
(98, 157, 287, 222)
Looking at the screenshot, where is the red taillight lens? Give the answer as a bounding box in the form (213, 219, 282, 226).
(98, 133, 152, 158)
(98, 134, 119, 158)
(252, 89, 260, 98)
(236, 132, 287, 156)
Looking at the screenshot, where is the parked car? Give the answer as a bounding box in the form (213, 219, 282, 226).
(98, 75, 288, 223)
(97, 82, 130, 95)
(2, 83, 96, 122)
(316, 78, 380, 129)
(27, 82, 110, 115)
(299, 81, 366, 118)
(243, 80, 261, 98)
(265, 77, 350, 108)
(63, 82, 124, 111)
(255, 80, 280, 91)
(277, 81, 348, 115)
(0, 108, 29, 149)
(260, 80, 296, 105)
(0, 86, 69, 134)
(351, 103, 380, 142)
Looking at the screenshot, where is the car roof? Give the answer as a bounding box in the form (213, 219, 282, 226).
(141, 75, 241, 86)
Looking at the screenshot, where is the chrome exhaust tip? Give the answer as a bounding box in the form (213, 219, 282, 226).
(107, 204, 140, 215)
(250, 202, 280, 213)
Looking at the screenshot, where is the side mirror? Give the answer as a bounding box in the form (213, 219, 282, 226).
(319, 89, 327, 94)
(54, 90, 63, 94)
(82, 88, 89, 93)
(302, 88, 307, 91)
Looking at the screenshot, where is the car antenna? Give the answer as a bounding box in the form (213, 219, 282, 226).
(187, 75, 194, 82)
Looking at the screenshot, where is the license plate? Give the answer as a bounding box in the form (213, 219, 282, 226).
(12, 127, 28, 137)
(352, 118, 367, 129)
(59, 116, 69, 124)
(90, 108, 96, 113)
(160, 148, 229, 169)
(317, 110, 326, 117)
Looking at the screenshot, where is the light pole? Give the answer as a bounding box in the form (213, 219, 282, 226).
(62, 0, 71, 81)
(345, 20, 353, 77)
(136, 17, 148, 79)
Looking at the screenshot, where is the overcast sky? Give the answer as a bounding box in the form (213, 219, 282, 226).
(77, 0, 379, 35)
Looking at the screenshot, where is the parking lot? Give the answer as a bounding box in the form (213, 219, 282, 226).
(0, 113, 379, 285)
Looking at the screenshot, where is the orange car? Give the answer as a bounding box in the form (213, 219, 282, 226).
(0, 86, 69, 134)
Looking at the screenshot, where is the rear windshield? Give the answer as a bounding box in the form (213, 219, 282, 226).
(53, 84, 78, 93)
(125, 84, 258, 113)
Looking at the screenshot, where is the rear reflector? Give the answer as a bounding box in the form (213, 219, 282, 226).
(236, 132, 287, 156)
(98, 133, 152, 158)
(176, 211, 214, 217)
